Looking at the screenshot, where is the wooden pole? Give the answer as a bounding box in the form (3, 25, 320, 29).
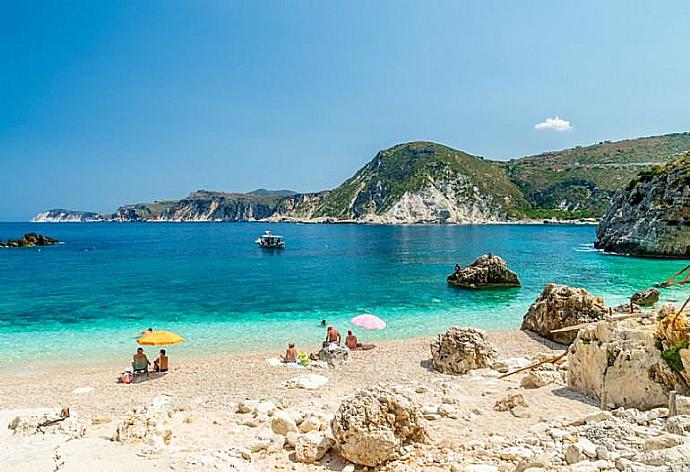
(669, 390, 677, 417)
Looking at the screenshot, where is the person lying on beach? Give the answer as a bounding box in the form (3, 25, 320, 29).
(281, 342, 297, 363)
(153, 349, 168, 372)
(132, 347, 150, 370)
(324, 325, 341, 345)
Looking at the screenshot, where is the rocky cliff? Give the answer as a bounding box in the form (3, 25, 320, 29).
(32, 209, 105, 222)
(298, 142, 529, 224)
(595, 152, 690, 258)
(33, 133, 690, 224)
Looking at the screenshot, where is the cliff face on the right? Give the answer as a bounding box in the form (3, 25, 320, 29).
(595, 151, 690, 257)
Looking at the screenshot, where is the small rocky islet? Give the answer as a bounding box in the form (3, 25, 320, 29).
(0, 232, 59, 248)
(447, 254, 521, 289)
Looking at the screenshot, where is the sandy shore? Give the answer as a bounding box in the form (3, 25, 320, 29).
(1, 330, 618, 471)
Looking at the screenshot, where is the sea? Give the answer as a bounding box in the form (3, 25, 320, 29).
(0, 222, 686, 374)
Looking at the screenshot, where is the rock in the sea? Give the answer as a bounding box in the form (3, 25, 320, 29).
(318, 343, 349, 367)
(331, 385, 428, 466)
(294, 431, 335, 463)
(2, 232, 59, 248)
(595, 152, 690, 258)
(567, 320, 686, 410)
(447, 254, 520, 288)
(520, 283, 607, 344)
(430, 327, 498, 374)
(631, 288, 660, 306)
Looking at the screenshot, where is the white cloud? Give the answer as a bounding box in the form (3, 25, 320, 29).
(534, 116, 572, 132)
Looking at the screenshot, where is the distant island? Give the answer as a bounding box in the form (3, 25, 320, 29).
(34, 132, 690, 225)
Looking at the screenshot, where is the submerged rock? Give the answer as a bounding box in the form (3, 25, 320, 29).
(631, 288, 661, 306)
(520, 283, 607, 344)
(430, 327, 498, 374)
(331, 385, 428, 466)
(447, 254, 521, 288)
(2, 233, 59, 248)
(595, 152, 690, 258)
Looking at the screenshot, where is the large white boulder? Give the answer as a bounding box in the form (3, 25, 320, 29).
(430, 327, 497, 374)
(567, 320, 683, 410)
(331, 386, 428, 466)
(521, 284, 607, 344)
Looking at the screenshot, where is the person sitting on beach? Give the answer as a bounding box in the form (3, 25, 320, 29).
(281, 342, 297, 363)
(132, 347, 150, 371)
(345, 330, 362, 350)
(324, 325, 341, 346)
(152, 349, 168, 372)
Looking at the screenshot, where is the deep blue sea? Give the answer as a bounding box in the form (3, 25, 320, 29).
(0, 222, 686, 372)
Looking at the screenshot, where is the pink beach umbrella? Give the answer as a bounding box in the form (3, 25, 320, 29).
(351, 314, 386, 330)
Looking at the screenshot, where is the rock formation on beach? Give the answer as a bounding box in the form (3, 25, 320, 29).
(34, 132, 690, 224)
(430, 327, 498, 374)
(520, 283, 608, 344)
(331, 385, 428, 466)
(595, 151, 690, 258)
(0, 233, 59, 248)
(447, 253, 521, 288)
(568, 306, 690, 410)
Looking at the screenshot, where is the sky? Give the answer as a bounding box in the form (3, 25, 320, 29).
(1, 1, 689, 221)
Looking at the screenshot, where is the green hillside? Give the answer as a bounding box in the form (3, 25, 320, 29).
(312, 141, 529, 219)
(506, 132, 690, 218)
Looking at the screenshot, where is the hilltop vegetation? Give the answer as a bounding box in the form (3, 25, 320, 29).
(507, 132, 690, 217)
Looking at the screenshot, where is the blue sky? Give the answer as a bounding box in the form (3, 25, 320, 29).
(2, 1, 689, 220)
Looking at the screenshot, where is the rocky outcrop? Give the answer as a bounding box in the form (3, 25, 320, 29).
(595, 152, 690, 258)
(318, 344, 349, 367)
(331, 386, 428, 466)
(113, 394, 175, 455)
(447, 254, 521, 288)
(520, 284, 607, 344)
(568, 319, 689, 410)
(2, 233, 59, 248)
(631, 288, 660, 306)
(430, 327, 498, 374)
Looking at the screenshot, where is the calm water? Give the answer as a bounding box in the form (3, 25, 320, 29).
(0, 222, 686, 372)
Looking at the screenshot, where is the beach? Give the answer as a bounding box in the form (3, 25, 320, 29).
(0, 330, 603, 471)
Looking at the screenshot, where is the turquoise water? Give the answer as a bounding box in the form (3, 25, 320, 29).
(0, 222, 687, 371)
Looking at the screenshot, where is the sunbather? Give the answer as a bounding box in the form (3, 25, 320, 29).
(281, 342, 297, 363)
(153, 349, 168, 372)
(132, 347, 150, 372)
(345, 330, 361, 349)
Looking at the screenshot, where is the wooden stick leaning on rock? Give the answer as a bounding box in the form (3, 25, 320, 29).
(498, 351, 567, 379)
(36, 406, 70, 433)
(549, 312, 655, 335)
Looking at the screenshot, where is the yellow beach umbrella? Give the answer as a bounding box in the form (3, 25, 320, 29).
(137, 330, 185, 346)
